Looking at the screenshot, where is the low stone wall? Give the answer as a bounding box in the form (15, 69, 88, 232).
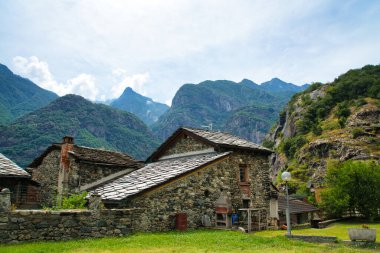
(0, 189, 144, 244)
(0, 208, 143, 243)
(286, 234, 338, 243)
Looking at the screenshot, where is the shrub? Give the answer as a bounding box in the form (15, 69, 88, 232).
(335, 101, 351, 118)
(262, 139, 275, 149)
(61, 192, 88, 209)
(320, 160, 380, 221)
(351, 127, 365, 138)
(281, 136, 308, 159)
(311, 124, 323, 136)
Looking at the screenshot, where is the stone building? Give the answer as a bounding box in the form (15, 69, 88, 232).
(28, 136, 143, 207)
(90, 127, 275, 231)
(0, 153, 40, 208)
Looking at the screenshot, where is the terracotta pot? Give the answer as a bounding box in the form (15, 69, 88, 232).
(348, 228, 376, 242)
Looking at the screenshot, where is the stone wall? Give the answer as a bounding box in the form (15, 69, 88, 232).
(124, 151, 271, 231)
(0, 209, 142, 243)
(30, 150, 132, 207)
(67, 162, 128, 192)
(0, 190, 144, 244)
(162, 134, 213, 157)
(30, 150, 61, 207)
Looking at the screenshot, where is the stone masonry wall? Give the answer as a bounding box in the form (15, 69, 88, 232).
(31, 150, 131, 207)
(30, 150, 61, 207)
(0, 190, 143, 244)
(162, 134, 213, 157)
(67, 161, 128, 193)
(0, 208, 142, 243)
(124, 150, 271, 231)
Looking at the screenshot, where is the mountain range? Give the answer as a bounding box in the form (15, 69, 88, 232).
(0, 62, 309, 167)
(0, 94, 159, 167)
(151, 79, 309, 143)
(0, 64, 58, 124)
(110, 87, 169, 126)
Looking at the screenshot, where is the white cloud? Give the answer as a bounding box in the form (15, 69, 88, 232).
(111, 69, 150, 97)
(12, 56, 149, 101)
(66, 74, 98, 101)
(13, 56, 58, 92)
(12, 56, 100, 99)
(2, 1, 380, 104)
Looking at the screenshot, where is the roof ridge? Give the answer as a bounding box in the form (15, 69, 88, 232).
(157, 151, 231, 162)
(182, 126, 272, 151)
(74, 145, 133, 156)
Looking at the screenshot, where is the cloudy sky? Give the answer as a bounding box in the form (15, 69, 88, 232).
(1, 0, 379, 104)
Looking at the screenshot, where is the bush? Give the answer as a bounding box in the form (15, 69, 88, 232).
(320, 160, 380, 221)
(281, 136, 308, 159)
(61, 192, 88, 209)
(262, 139, 275, 149)
(351, 127, 365, 138)
(311, 124, 323, 136)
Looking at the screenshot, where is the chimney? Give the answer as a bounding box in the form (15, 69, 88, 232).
(62, 136, 74, 144)
(57, 136, 74, 206)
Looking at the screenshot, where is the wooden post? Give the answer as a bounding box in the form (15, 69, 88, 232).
(247, 209, 251, 233)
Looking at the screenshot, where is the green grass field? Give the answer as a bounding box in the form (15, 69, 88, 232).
(257, 220, 380, 240)
(0, 222, 378, 253)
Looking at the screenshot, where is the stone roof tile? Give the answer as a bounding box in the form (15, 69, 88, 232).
(278, 195, 318, 214)
(70, 145, 142, 167)
(183, 127, 273, 152)
(28, 144, 142, 168)
(90, 152, 231, 201)
(0, 153, 30, 178)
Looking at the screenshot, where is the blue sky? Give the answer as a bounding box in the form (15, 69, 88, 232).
(1, 0, 379, 104)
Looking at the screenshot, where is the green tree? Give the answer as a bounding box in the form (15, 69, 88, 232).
(321, 160, 380, 221)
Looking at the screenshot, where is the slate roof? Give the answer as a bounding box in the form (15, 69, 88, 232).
(147, 127, 273, 162)
(69, 146, 142, 168)
(28, 144, 142, 168)
(182, 127, 273, 152)
(278, 195, 318, 214)
(0, 153, 30, 178)
(90, 152, 231, 201)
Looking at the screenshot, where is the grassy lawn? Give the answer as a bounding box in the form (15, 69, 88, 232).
(257, 220, 380, 241)
(0, 222, 378, 253)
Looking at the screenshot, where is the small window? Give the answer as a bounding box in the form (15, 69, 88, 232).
(242, 199, 250, 208)
(239, 166, 248, 183)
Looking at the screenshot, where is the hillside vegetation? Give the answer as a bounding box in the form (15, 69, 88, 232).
(266, 64, 380, 193)
(0, 95, 159, 167)
(153, 78, 308, 143)
(0, 64, 58, 124)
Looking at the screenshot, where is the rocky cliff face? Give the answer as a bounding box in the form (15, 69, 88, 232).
(152, 79, 307, 142)
(266, 65, 380, 190)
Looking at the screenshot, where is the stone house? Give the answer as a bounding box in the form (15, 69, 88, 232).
(27, 136, 143, 207)
(0, 153, 40, 208)
(90, 127, 275, 231)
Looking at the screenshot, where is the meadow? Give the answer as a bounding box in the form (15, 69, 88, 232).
(0, 221, 378, 253)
